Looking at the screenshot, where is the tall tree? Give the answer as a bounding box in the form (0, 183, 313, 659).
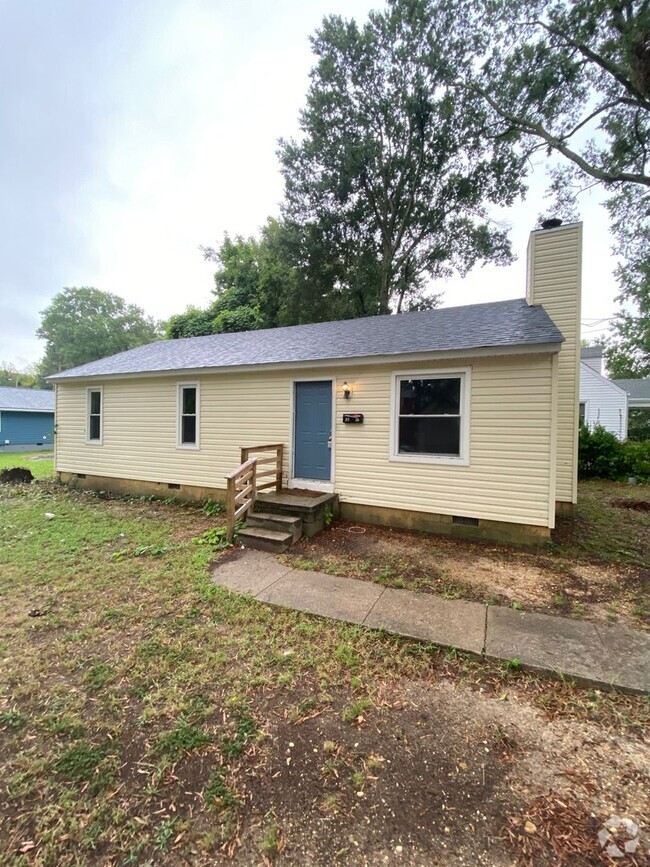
(167, 219, 300, 339)
(279, 2, 525, 315)
(439, 0, 649, 375)
(38, 288, 160, 376)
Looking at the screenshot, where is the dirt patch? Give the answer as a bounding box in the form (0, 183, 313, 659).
(228, 680, 649, 866)
(612, 498, 650, 512)
(282, 521, 649, 630)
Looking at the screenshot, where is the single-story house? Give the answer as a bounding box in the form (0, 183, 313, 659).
(0, 386, 55, 451)
(612, 378, 650, 411)
(49, 222, 583, 544)
(579, 347, 628, 440)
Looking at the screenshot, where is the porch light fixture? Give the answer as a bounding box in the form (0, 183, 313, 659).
(342, 381, 352, 399)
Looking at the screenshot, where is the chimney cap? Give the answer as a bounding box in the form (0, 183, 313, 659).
(541, 217, 563, 230)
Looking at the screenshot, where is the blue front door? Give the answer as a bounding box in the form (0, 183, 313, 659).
(294, 381, 332, 481)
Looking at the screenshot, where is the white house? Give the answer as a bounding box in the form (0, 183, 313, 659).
(579, 347, 628, 440)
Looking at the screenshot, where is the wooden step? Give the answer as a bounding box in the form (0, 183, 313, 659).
(247, 512, 302, 543)
(237, 526, 294, 554)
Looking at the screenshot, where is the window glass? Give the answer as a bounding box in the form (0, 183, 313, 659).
(89, 414, 101, 441)
(183, 387, 196, 416)
(88, 390, 102, 441)
(182, 415, 196, 444)
(396, 375, 463, 458)
(179, 386, 197, 445)
(399, 378, 460, 415)
(399, 416, 460, 455)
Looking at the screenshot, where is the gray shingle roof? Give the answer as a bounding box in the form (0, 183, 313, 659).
(612, 379, 650, 401)
(0, 386, 55, 412)
(581, 346, 603, 359)
(48, 298, 564, 381)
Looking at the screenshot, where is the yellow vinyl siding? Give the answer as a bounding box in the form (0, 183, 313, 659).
(526, 223, 581, 504)
(56, 351, 555, 528)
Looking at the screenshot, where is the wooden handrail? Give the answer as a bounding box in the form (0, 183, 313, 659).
(225, 458, 257, 540)
(224, 445, 284, 540)
(240, 443, 283, 493)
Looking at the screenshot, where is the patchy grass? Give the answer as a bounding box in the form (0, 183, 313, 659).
(0, 451, 54, 480)
(282, 481, 650, 630)
(0, 480, 648, 865)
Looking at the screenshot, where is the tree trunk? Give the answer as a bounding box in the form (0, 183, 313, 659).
(378, 245, 392, 314)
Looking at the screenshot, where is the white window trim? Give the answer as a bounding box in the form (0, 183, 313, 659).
(389, 368, 471, 466)
(177, 382, 200, 450)
(86, 386, 103, 445)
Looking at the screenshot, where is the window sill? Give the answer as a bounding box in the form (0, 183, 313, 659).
(389, 453, 469, 467)
(85, 439, 103, 446)
(176, 443, 200, 451)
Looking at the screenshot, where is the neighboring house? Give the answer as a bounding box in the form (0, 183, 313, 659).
(612, 378, 650, 411)
(49, 222, 583, 544)
(0, 386, 55, 451)
(579, 347, 628, 440)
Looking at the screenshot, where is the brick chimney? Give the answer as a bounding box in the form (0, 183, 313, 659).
(526, 221, 582, 510)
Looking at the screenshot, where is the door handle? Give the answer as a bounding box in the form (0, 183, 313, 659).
(327, 435, 332, 449)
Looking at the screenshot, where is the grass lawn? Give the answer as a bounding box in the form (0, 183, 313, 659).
(0, 481, 648, 865)
(0, 452, 54, 481)
(282, 481, 650, 631)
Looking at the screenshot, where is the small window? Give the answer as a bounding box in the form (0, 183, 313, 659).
(178, 383, 199, 448)
(87, 388, 102, 443)
(392, 372, 469, 464)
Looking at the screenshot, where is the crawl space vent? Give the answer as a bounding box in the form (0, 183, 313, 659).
(452, 515, 479, 527)
(167, 483, 181, 490)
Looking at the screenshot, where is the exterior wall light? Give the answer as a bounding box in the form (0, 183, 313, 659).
(342, 381, 352, 399)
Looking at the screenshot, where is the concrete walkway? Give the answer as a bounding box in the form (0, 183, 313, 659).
(212, 548, 650, 695)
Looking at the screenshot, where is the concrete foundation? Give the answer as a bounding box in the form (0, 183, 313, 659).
(58, 472, 225, 504)
(339, 501, 550, 546)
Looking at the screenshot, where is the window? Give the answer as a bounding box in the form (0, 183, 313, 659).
(177, 383, 199, 448)
(87, 388, 102, 443)
(579, 401, 586, 426)
(391, 371, 469, 464)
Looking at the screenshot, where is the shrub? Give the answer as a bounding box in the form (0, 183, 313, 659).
(578, 425, 650, 480)
(578, 425, 628, 480)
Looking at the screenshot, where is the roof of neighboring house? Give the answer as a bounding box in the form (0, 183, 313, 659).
(581, 346, 603, 359)
(612, 379, 650, 401)
(0, 386, 55, 412)
(48, 298, 564, 381)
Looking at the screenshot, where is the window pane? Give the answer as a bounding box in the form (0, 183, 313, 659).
(90, 391, 101, 414)
(398, 416, 460, 456)
(399, 378, 460, 415)
(182, 415, 196, 444)
(182, 387, 196, 415)
(89, 415, 101, 440)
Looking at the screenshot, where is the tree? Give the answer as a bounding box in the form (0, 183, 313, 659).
(38, 288, 160, 376)
(167, 219, 300, 339)
(0, 362, 45, 389)
(439, 0, 649, 375)
(279, 2, 524, 316)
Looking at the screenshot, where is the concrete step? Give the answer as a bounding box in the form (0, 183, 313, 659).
(237, 526, 294, 554)
(247, 512, 302, 543)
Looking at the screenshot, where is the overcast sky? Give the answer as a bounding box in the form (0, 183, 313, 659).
(0, 0, 617, 368)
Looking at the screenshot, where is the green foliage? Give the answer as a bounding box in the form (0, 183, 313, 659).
(202, 499, 226, 517)
(628, 409, 650, 442)
(0, 362, 46, 389)
(441, 0, 649, 377)
(280, 3, 523, 314)
(153, 718, 211, 760)
(578, 424, 650, 480)
(38, 287, 161, 376)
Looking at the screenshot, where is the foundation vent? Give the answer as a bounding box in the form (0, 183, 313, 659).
(452, 515, 479, 527)
(167, 483, 181, 490)
(75, 473, 86, 479)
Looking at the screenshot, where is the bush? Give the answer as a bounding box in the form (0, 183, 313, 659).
(578, 425, 650, 480)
